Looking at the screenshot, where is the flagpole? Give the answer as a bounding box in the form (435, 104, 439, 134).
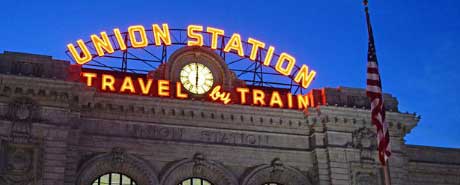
(383, 162, 391, 185)
(363, 1, 392, 185)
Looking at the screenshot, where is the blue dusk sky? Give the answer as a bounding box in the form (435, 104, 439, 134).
(1, 0, 459, 148)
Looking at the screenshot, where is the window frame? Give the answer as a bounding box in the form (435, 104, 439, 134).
(178, 177, 214, 185)
(91, 172, 137, 185)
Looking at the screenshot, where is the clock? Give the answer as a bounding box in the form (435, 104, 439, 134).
(180, 62, 214, 94)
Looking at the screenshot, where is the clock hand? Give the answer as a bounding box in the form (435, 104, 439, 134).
(195, 63, 199, 89)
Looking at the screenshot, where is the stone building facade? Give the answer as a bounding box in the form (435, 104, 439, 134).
(0, 51, 459, 185)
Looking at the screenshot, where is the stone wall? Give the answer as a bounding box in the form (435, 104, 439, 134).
(406, 145, 460, 185)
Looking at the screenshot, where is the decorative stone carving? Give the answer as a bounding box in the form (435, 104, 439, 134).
(269, 158, 284, 182)
(160, 153, 238, 185)
(0, 141, 43, 185)
(5, 97, 40, 144)
(76, 147, 159, 185)
(350, 162, 382, 185)
(6, 97, 39, 122)
(0, 97, 43, 185)
(110, 147, 126, 167)
(353, 127, 377, 161)
(241, 158, 312, 185)
(192, 153, 205, 177)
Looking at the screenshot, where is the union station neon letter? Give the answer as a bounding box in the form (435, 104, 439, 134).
(67, 23, 317, 89)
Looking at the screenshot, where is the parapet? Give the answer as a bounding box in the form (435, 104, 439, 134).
(0, 51, 69, 79)
(308, 86, 399, 112)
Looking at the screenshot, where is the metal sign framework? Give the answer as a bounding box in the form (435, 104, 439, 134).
(65, 28, 309, 94)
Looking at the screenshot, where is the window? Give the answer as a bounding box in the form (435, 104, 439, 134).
(92, 172, 137, 185)
(263, 183, 282, 185)
(178, 177, 213, 185)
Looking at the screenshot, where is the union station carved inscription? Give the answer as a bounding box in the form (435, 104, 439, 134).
(131, 124, 185, 140)
(123, 124, 304, 149)
(200, 130, 270, 146)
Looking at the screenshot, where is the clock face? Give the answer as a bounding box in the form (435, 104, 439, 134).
(180, 62, 214, 94)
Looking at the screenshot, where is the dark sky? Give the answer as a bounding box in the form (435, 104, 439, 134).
(1, 0, 459, 148)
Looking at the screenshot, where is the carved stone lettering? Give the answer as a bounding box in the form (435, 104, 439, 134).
(131, 125, 184, 140)
(199, 131, 269, 146)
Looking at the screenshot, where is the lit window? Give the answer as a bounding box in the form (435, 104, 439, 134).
(263, 183, 282, 185)
(92, 172, 137, 185)
(178, 177, 213, 185)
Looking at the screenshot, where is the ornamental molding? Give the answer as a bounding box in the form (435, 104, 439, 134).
(4, 97, 42, 145)
(81, 96, 310, 132)
(0, 97, 44, 185)
(76, 147, 159, 185)
(160, 153, 238, 185)
(316, 106, 419, 129)
(0, 140, 43, 185)
(352, 127, 377, 150)
(6, 97, 40, 123)
(352, 127, 378, 162)
(241, 158, 312, 185)
(0, 114, 44, 185)
(350, 162, 382, 185)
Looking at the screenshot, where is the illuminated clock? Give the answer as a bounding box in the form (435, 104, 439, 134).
(180, 62, 214, 94)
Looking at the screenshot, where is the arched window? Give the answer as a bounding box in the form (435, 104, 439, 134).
(92, 172, 137, 185)
(178, 177, 213, 185)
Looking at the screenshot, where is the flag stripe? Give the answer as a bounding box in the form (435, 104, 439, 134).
(367, 74, 380, 80)
(366, 85, 381, 93)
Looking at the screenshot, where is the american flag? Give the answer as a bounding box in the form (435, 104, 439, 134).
(364, 5, 391, 166)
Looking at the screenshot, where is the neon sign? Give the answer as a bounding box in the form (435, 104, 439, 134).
(79, 68, 312, 110)
(67, 23, 317, 89)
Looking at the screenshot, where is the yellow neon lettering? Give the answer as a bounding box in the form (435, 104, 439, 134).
(128, 25, 148, 48)
(67, 39, 92, 64)
(176, 82, 188, 99)
(294, 64, 316, 89)
(113, 28, 127, 50)
(252, 89, 266, 106)
(101, 74, 116, 91)
(138, 78, 153, 95)
(275, 52, 296, 76)
(158, 80, 170, 97)
(209, 86, 231, 104)
(91, 32, 115, 57)
(247, 38, 265, 61)
(187, 25, 204, 46)
(152, 23, 172, 46)
(236, 87, 249, 104)
(120, 76, 136, 93)
(82, 72, 97, 86)
(263, 46, 275, 66)
(287, 93, 293, 109)
(269, 91, 284, 108)
(297, 94, 310, 109)
(224, 33, 244, 57)
(206, 27, 224, 49)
